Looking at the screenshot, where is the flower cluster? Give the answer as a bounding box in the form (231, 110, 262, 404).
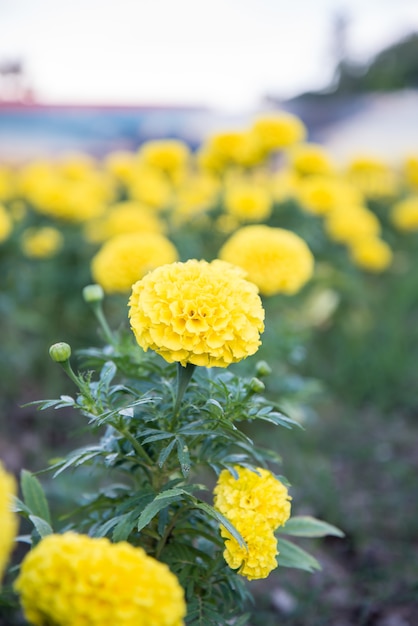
(214, 466, 291, 580)
(14, 532, 186, 626)
(219, 225, 314, 296)
(129, 259, 265, 367)
(0, 461, 17, 581)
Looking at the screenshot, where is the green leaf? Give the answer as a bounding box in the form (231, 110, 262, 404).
(137, 488, 188, 532)
(176, 437, 191, 476)
(278, 515, 345, 538)
(29, 515, 53, 538)
(193, 501, 246, 549)
(20, 470, 51, 524)
(277, 538, 321, 572)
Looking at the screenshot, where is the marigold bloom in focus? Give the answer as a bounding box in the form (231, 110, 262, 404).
(0, 204, 12, 243)
(348, 237, 393, 272)
(224, 181, 272, 222)
(91, 232, 178, 294)
(21, 227, 63, 258)
(0, 461, 18, 581)
(391, 196, 418, 231)
(129, 259, 265, 367)
(219, 225, 314, 296)
(220, 509, 279, 580)
(251, 113, 306, 152)
(14, 532, 186, 626)
(214, 466, 291, 530)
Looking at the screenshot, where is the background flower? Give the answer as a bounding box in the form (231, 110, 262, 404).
(0, 461, 18, 581)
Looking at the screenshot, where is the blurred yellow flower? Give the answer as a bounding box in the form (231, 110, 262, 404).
(325, 206, 381, 244)
(57, 153, 97, 179)
(85, 201, 164, 243)
(346, 156, 399, 199)
(137, 140, 190, 180)
(220, 509, 279, 580)
(391, 196, 418, 231)
(198, 130, 264, 171)
(224, 181, 272, 222)
(91, 232, 178, 294)
(403, 155, 418, 189)
(289, 143, 335, 177)
(0, 461, 17, 582)
(269, 168, 300, 202)
(348, 237, 393, 272)
(127, 166, 172, 209)
(15, 532, 186, 626)
(214, 466, 291, 531)
(129, 259, 265, 367)
(21, 227, 63, 259)
(219, 225, 314, 296)
(0, 204, 12, 243)
(0, 166, 15, 201)
(104, 150, 137, 184)
(297, 176, 363, 215)
(251, 112, 306, 152)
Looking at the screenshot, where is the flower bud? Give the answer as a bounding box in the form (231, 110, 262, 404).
(49, 342, 71, 363)
(82, 284, 104, 303)
(255, 360, 272, 377)
(248, 377, 265, 393)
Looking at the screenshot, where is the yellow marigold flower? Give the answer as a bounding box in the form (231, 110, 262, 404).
(391, 196, 418, 231)
(297, 176, 363, 215)
(14, 532, 186, 626)
(137, 139, 190, 177)
(325, 206, 381, 244)
(57, 153, 97, 179)
(224, 182, 272, 222)
(84, 201, 164, 243)
(251, 112, 306, 152)
(348, 237, 393, 272)
(92, 232, 178, 294)
(220, 509, 279, 580)
(346, 156, 399, 199)
(214, 466, 291, 530)
(0, 204, 12, 243)
(199, 130, 264, 170)
(129, 259, 265, 367)
(104, 150, 137, 184)
(289, 143, 335, 177)
(21, 227, 63, 259)
(219, 225, 314, 296)
(0, 461, 18, 582)
(128, 166, 172, 209)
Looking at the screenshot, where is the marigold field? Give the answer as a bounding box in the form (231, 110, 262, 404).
(1, 112, 418, 625)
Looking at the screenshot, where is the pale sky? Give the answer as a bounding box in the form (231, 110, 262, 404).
(0, 0, 418, 110)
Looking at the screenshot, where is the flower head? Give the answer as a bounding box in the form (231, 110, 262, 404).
(251, 113, 306, 152)
(91, 232, 178, 294)
(289, 143, 335, 176)
(214, 466, 291, 531)
(325, 206, 381, 244)
(219, 225, 314, 296)
(129, 259, 265, 367)
(220, 510, 279, 580)
(14, 532, 186, 626)
(84, 201, 164, 243)
(224, 181, 272, 222)
(21, 226, 63, 258)
(0, 461, 18, 581)
(348, 237, 393, 272)
(391, 196, 418, 231)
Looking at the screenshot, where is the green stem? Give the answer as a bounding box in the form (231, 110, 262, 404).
(91, 301, 116, 346)
(173, 362, 196, 418)
(118, 427, 154, 465)
(59, 359, 85, 390)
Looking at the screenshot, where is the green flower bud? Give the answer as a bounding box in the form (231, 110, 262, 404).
(248, 377, 265, 393)
(49, 342, 71, 363)
(82, 284, 104, 303)
(255, 360, 272, 377)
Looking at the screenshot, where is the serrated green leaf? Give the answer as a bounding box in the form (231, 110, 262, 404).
(137, 488, 188, 532)
(277, 538, 321, 572)
(158, 438, 177, 467)
(279, 515, 345, 538)
(176, 437, 191, 476)
(21, 470, 51, 524)
(193, 501, 246, 549)
(29, 515, 53, 538)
